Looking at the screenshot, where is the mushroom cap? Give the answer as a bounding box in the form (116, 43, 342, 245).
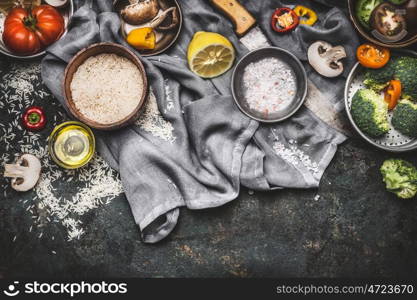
(307, 41, 346, 78)
(121, 0, 160, 25)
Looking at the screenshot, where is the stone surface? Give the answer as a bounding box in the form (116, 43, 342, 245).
(1, 53, 417, 279)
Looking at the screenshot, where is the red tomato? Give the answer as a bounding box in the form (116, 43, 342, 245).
(2, 5, 65, 55)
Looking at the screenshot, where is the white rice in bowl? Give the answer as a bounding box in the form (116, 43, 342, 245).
(70, 53, 144, 125)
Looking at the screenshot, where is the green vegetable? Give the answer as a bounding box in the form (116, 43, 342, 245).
(355, 0, 383, 29)
(380, 159, 417, 199)
(391, 99, 417, 137)
(363, 56, 417, 99)
(363, 58, 397, 91)
(393, 56, 417, 100)
(388, 0, 409, 5)
(351, 89, 389, 137)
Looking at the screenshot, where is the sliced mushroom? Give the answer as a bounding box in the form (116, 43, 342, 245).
(150, 7, 178, 31)
(370, 2, 407, 42)
(308, 41, 346, 78)
(4, 154, 41, 192)
(121, 0, 160, 25)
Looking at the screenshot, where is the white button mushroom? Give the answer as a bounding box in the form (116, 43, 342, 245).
(4, 154, 41, 192)
(307, 41, 347, 78)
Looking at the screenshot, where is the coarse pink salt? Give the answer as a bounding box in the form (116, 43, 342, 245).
(243, 57, 296, 115)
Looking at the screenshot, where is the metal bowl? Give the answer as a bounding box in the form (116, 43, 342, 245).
(0, 0, 74, 59)
(63, 42, 149, 131)
(344, 49, 417, 152)
(347, 0, 417, 48)
(114, 0, 183, 57)
(231, 47, 308, 123)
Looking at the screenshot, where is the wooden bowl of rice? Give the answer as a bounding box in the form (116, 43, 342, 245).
(63, 42, 148, 130)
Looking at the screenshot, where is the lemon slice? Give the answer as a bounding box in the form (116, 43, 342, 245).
(187, 31, 235, 79)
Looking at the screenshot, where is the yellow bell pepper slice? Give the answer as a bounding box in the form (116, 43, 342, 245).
(126, 27, 156, 50)
(293, 5, 318, 26)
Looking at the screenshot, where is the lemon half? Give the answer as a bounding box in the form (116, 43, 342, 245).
(187, 31, 235, 79)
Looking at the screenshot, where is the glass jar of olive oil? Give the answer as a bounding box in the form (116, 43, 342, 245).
(48, 121, 95, 169)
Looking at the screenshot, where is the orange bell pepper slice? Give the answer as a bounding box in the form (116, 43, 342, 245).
(126, 27, 156, 50)
(384, 80, 402, 110)
(356, 44, 390, 69)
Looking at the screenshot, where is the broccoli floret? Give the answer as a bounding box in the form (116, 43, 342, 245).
(380, 159, 417, 199)
(355, 0, 383, 29)
(356, 0, 383, 29)
(391, 99, 417, 137)
(394, 56, 417, 100)
(363, 58, 397, 91)
(351, 89, 389, 137)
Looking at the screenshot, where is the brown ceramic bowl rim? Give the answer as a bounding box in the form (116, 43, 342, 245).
(347, 0, 417, 48)
(63, 42, 148, 130)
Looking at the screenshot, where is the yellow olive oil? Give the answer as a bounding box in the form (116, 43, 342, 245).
(49, 122, 95, 169)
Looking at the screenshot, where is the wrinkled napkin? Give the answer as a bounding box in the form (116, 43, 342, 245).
(42, 0, 357, 243)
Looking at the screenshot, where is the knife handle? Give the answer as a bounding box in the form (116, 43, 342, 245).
(210, 0, 256, 37)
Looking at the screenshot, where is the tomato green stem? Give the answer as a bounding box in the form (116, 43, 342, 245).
(23, 15, 37, 31)
(28, 112, 41, 124)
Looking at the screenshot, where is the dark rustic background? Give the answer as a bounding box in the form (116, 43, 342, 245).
(1, 3, 417, 278)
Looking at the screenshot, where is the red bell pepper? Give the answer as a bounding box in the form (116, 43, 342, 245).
(22, 106, 46, 131)
(271, 7, 299, 33)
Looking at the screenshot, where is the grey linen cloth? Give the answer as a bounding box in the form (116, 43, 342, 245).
(42, 0, 356, 243)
